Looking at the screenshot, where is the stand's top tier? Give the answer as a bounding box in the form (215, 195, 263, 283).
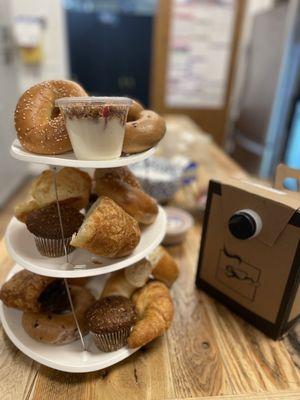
(11, 139, 157, 169)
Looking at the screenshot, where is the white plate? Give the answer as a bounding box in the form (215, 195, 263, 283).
(5, 206, 167, 278)
(11, 139, 157, 168)
(0, 264, 139, 373)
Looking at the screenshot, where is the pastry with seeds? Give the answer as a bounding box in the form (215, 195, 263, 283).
(71, 196, 141, 258)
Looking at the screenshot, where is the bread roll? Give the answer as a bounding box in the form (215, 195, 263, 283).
(70, 277, 89, 286)
(15, 167, 91, 222)
(95, 166, 141, 189)
(101, 270, 135, 299)
(94, 167, 158, 225)
(124, 259, 152, 288)
(70, 196, 141, 258)
(14, 199, 40, 223)
(148, 246, 179, 287)
(31, 167, 91, 209)
(101, 259, 152, 298)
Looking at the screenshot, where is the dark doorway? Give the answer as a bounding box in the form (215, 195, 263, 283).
(65, 9, 154, 107)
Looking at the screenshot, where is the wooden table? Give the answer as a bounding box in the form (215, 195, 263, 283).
(0, 116, 299, 400)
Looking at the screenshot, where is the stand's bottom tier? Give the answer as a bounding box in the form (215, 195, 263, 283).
(0, 265, 139, 373)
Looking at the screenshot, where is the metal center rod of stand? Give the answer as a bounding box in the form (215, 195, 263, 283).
(51, 165, 87, 351)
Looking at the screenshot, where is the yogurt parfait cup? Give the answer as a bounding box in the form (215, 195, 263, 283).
(56, 96, 132, 160)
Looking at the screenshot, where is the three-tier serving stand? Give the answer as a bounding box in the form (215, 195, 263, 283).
(0, 139, 167, 373)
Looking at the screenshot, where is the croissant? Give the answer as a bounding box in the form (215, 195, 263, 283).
(101, 259, 152, 299)
(127, 281, 174, 348)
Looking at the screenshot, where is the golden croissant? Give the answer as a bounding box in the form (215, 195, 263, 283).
(127, 281, 174, 348)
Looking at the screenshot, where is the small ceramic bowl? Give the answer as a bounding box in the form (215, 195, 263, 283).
(163, 206, 194, 245)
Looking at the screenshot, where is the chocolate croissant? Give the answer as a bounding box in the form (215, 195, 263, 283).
(127, 281, 174, 348)
(0, 270, 89, 313)
(0, 270, 56, 312)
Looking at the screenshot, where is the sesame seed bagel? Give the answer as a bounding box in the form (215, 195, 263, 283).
(123, 100, 166, 154)
(15, 80, 87, 155)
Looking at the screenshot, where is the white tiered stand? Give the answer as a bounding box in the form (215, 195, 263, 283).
(0, 141, 167, 373)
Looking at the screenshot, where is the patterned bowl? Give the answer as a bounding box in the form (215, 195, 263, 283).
(130, 157, 183, 203)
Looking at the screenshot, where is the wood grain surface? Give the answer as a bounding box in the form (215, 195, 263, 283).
(0, 116, 299, 400)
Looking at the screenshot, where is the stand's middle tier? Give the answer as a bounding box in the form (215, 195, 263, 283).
(5, 206, 167, 278)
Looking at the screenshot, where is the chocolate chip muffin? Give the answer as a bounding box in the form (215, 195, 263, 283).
(26, 203, 84, 257)
(86, 296, 136, 352)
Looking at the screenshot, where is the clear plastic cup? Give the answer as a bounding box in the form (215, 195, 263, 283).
(56, 96, 132, 160)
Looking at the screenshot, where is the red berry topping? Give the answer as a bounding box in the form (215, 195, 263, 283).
(103, 106, 110, 118)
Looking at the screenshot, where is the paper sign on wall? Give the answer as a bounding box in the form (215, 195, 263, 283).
(165, 0, 235, 109)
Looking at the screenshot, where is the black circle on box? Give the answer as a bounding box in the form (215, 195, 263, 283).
(228, 212, 257, 240)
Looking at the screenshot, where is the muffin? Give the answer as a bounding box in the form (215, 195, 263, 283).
(26, 203, 84, 257)
(86, 296, 136, 352)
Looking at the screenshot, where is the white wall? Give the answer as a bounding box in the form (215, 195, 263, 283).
(0, 0, 70, 190)
(0, 0, 28, 204)
(10, 0, 69, 93)
(229, 0, 275, 121)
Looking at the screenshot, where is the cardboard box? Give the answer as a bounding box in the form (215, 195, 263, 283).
(196, 165, 300, 339)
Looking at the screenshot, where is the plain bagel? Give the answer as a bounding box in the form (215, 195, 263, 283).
(22, 285, 95, 345)
(123, 100, 166, 154)
(15, 80, 87, 155)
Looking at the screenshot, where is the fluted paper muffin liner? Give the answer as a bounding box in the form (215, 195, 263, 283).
(90, 327, 131, 352)
(34, 236, 74, 258)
